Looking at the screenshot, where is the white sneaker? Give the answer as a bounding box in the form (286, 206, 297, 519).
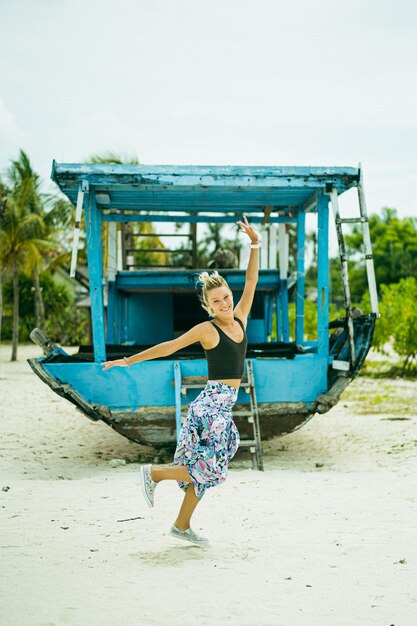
(170, 524, 209, 546)
(140, 464, 157, 508)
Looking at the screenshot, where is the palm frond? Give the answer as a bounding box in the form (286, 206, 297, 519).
(88, 151, 140, 164)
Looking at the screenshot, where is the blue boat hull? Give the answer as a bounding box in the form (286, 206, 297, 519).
(28, 314, 376, 447)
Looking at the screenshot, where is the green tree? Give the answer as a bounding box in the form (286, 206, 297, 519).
(0, 180, 7, 340)
(305, 208, 417, 310)
(2, 273, 89, 345)
(345, 208, 417, 301)
(1, 150, 69, 330)
(0, 197, 49, 360)
(363, 277, 417, 373)
(4, 150, 49, 329)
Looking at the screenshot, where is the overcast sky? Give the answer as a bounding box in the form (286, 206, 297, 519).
(1, 0, 416, 234)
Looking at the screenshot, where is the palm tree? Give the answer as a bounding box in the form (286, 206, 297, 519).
(0, 186, 7, 341)
(0, 197, 50, 360)
(89, 151, 139, 165)
(5, 150, 49, 329)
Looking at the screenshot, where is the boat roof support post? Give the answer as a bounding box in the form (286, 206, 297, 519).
(69, 180, 88, 278)
(295, 210, 306, 343)
(278, 224, 290, 341)
(269, 224, 278, 270)
(260, 226, 268, 268)
(107, 221, 117, 282)
(85, 190, 106, 362)
(317, 195, 329, 357)
(106, 221, 117, 343)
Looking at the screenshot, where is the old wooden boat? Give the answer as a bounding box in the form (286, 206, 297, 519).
(28, 163, 378, 449)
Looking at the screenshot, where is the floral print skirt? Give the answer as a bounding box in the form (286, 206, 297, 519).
(173, 380, 240, 500)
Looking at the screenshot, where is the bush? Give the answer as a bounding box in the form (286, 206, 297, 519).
(362, 277, 417, 372)
(2, 272, 89, 345)
(45, 306, 89, 346)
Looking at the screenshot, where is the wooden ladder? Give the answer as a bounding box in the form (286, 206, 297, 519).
(233, 360, 264, 471)
(329, 165, 379, 367)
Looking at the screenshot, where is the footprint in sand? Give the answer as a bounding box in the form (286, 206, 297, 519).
(130, 545, 209, 566)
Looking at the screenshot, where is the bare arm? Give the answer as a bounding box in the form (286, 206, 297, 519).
(234, 215, 259, 320)
(101, 323, 209, 370)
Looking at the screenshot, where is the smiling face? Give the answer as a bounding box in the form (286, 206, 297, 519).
(206, 286, 234, 321)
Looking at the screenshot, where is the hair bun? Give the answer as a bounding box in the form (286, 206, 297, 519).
(195, 271, 230, 318)
(196, 270, 220, 287)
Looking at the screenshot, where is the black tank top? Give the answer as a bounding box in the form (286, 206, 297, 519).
(204, 316, 248, 379)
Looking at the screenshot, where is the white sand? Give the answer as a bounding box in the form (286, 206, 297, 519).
(1, 344, 416, 626)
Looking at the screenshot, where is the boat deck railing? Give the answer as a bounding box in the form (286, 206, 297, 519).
(42, 341, 309, 364)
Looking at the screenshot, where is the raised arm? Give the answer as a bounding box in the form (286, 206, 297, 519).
(102, 322, 209, 371)
(233, 215, 259, 320)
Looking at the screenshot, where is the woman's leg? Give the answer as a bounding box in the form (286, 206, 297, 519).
(150, 465, 201, 529)
(151, 464, 192, 483)
(173, 484, 200, 531)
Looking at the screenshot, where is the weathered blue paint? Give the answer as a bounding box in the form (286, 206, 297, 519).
(52, 162, 359, 189)
(104, 214, 298, 224)
(317, 195, 330, 356)
(126, 293, 173, 344)
(265, 293, 273, 337)
(116, 269, 280, 291)
(52, 162, 359, 178)
(84, 192, 106, 362)
(245, 319, 264, 343)
(112, 270, 279, 345)
(43, 353, 328, 407)
(51, 163, 360, 215)
(251, 355, 328, 402)
(44, 360, 177, 409)
(295, 210, 306, 343)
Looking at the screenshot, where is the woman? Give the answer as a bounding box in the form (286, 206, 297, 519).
(102, 215, 259, 545)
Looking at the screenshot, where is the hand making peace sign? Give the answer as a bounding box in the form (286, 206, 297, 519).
(236, 214, 259, 245)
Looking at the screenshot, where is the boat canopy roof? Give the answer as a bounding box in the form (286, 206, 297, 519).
(51, 162, 360, 214)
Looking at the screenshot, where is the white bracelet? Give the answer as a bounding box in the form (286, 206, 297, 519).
(123, 356, 131, 367)
(250, 244, 260, 249)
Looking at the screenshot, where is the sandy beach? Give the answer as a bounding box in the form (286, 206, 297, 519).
(1, 344, 416, 626)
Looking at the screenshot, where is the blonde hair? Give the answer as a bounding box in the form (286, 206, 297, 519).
(196, 270, 231, 317)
